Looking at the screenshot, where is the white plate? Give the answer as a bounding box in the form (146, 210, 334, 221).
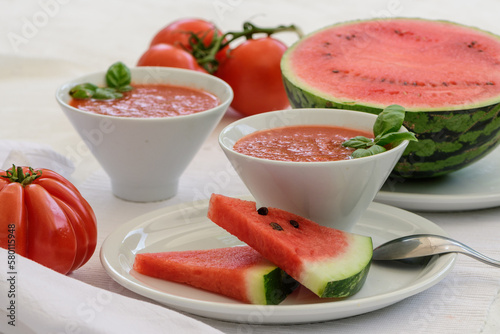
(100, 199, 456, 324)
(376, 146, 500, 212)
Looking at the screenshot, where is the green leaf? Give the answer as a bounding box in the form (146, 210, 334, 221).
(117, 84, 133, 92)
(342, 136, 374, 149)
(368, 145, 387, 155)
(106, 61, 131, 89)
(373, 104, 405, 137)
(92, 87, 123, 99)
(69, 83, 98, 99)
(351, 145, 387, 158)
(351, 148, 371, 158)
(345, 104, 417, 159)
(69, 62, 133, 101)
(376, 131, 418, 147)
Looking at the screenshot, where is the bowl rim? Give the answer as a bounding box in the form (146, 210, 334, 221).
(55, 66, 233, 122)
(219, 108, 410, 166)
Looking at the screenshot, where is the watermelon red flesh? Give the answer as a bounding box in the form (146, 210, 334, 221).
(133, 245, 298, 305)
(284, 19, 500, 111)
(281, 18, 500, 178)
(207, 194, 373, 298)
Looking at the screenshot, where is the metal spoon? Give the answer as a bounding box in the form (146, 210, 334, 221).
(372, 234, 500, 267)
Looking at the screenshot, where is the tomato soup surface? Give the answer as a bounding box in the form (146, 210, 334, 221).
(70, 83, 220, 118)
(233, 125, 374, 162)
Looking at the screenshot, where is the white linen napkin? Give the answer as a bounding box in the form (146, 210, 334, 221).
(0, 140, 75, 179)
(0, 248, 223, 334)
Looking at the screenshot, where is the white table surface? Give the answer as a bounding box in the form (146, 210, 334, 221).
(1, 0, 499, 333)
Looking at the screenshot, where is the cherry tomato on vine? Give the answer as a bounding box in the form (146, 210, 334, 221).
(0, 166, 97, 275)
(216, 37, 290, 116)
(137, 43, 208, 73)
(150, 18, 229, 70)
(150, 18, 223, 51)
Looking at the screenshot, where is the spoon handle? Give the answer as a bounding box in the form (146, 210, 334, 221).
(453, 240, 500, 268)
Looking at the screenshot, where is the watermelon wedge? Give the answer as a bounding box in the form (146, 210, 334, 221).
(207, 194, 372, 298)
(133, 245, 298, 305)
(281, 18, 500, 178)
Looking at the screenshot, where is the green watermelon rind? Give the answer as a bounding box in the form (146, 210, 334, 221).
(281, 18, 500, 178)
(301, 234, 373, 298)
(264, 267, 300, 305)
(322, 260, 371, 298)
(246, 264, 299, 305)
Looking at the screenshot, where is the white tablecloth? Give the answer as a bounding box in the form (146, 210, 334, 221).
(1, 0, 499, 333)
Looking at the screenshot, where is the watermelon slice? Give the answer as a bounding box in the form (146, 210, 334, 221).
(133, 245, 299, 305)
(281, 18, 500, 178)
(207, 194, 372, 298)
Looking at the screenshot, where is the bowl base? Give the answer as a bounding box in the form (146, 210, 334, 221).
(111, 180, 178, 202)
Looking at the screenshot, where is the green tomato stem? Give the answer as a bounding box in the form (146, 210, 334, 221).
(222, 22, 303, 44)
(190, 21, 303, 74)
(1, 164, 42, 186)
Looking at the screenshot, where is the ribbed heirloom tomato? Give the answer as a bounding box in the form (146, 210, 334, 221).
(0, 166, 97, 275)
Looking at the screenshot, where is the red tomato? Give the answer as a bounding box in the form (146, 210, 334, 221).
(0, 166, 97, 275)
(216, 37, 290, 116)
(150, 18, 229, 72)
(150, 18, 223, 51)
(137, 43, 208, 73)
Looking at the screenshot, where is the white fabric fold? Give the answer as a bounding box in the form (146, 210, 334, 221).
(0, 140, 75, 179)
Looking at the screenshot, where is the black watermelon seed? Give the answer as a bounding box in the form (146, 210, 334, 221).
(257, 207, 269, 215)
(270, 222, 283, 231)
(289, 220, 299, 228)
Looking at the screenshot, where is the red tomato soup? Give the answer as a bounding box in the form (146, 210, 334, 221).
(233, 125, 373, 162)
(70, 84, 220, 118)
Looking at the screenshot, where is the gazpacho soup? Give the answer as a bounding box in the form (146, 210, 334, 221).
(70, 83, 220, 118)
(233, 125, 374, 162)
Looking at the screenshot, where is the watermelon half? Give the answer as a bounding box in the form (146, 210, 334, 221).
(133, 245, 299, 305)
(281, 18, 500, 178)
(207, 194, 372, 298)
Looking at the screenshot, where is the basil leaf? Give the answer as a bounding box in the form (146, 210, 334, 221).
(367, 145, 387, 155)
(351, 148, 371, 158)
(345, 104, 418, 159)
(342, 136, 374, 149)
(351, 145, 387, 159)
(92, 87, 123, 100)
(68, 62, 133, 101)
(117, 84, 133, 92)
(373, 104, 405, 137)
(106, 61, 131, 89)
(69, 83, 98, 99)
(376, 131, 418, 146)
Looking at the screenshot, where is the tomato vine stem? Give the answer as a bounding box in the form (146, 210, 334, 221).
(188, 21, 303, 74)
(223, 22, 303, 43)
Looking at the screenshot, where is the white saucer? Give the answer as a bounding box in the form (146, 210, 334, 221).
(100, 199, 456, 324)
(376, 146, 500, 212)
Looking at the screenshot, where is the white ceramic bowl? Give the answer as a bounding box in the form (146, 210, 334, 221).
(219, 108, 409, 231)
(56, 67, 233, 202)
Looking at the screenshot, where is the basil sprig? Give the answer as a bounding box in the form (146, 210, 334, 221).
(342, 104, 417, 158)
(69, 62, 133, 100)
